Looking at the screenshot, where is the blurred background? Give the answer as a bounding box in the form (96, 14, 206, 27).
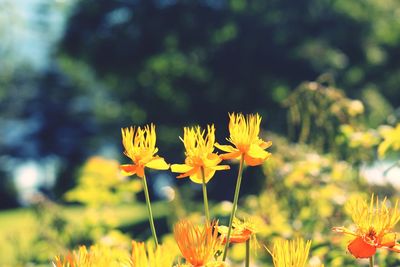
(1, 0, 400, 266)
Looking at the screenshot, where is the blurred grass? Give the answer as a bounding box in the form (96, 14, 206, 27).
(0, 202, 168, 266)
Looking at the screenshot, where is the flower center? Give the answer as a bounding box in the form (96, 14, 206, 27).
(365, 228, 378, 245)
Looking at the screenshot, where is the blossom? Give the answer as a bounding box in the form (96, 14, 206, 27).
(120, 124, 169, 178)
(332, 195, 400, 258)
(215, 113, 272, 166)
(131, 241, 176, 267)
(218, 217, 258, 245)
(53, 245, 130, 267)
(171, 125, 230, 184)
(174, 220, 221, 267)
(378, 123, 400, 158)
(266, 238, 312, 267)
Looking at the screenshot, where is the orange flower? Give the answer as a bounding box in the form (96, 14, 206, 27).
(218, 217, 258, 244)
(215, 113, 272, 166)
(174, 220, 221, 266)
(171, 125, 230, 184)
(120, 124, 169, 178)
(333, 195, 400, 258)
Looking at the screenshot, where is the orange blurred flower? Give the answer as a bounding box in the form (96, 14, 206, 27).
(174, 220, 221, 266)
(171, 125, 230, 184)
(333, 195, 400, 258)
(120, 124, 169, 178)
(215, 113, 272, 166)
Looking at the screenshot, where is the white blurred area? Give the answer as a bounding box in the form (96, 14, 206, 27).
(13, 157, 60, 205)
(361, 160, 400, 188)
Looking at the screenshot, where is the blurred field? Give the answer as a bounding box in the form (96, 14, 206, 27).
(0, 203, 168, 266)
(2, 0, 400, 266)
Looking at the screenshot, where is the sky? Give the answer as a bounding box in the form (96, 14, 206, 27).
(0, 0, 75, 70)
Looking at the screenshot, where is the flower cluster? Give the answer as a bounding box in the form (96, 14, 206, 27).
(54, 112, 400, 267)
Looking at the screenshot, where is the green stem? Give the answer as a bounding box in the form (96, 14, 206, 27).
(222, 155, 245, 261)
(245, 238, 250, 267)
(201, 167, 210, 222)
(142, 173, 159, 247)
(369, 256, 374, 267)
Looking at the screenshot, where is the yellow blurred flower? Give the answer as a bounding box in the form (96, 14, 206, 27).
(378, 123, 400, 158)
(339, 124, 379, 149)
(120, 124, 169, 178)
(347, 100, 364, 117)
(174, 220, 221, 266)
(215, 113, 272, 166)
(266, 238, 312, 267)
(131, 240, 176, 267)
(333, 195, 400, 258)
(171, 125, 230, 184)
(53, 245, 130, 267)
(65, 156, 142, 206)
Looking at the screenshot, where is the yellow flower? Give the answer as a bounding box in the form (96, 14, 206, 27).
(131, 240, 176, 267)
(174, 220, 221, 266)
(266, 238, 312, 267)
(171, 125, 230, 184)
(215, 113, 272, 166)
(333, 195, 400, 258)
(218, 217, 258, 245)
(378, 123, 400, 158)
(120, 124, 169, 178)
(53, 245, 130, 267)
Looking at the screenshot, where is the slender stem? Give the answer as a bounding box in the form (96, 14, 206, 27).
(222, 155, 245, 261)
(142, 173, 159, 247)
(369, 256, 374, 267)
(245, 238, 250, 267)
(201, 167, 210, 222)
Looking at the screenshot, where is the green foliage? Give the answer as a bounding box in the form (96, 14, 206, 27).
(284, 78, 365, 152)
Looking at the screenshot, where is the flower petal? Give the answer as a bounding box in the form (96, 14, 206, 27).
(380, 232, 397, 247)
(332, 227, 357, 237)
(120, 164, 137, 176)
(217, 225, 229, 235)
(260, 140, 272, 149)
(145, 157, 170, 170)
(136, 166, 145, 178)
(203, 168, 216, 183)
(388, 243, 400, 253)
(203, 153, 222, 167)
(219, 151, 242, 160)
(176, 167, 198, 179)
(247, 144, 270, 159)
(226, 231, 252, 244)
(244, 144, 271, 166)
(188, 168, 215, 184)
(348, 237, 376, 258)
(244, 154, 265, 166)
(171, 164, 193, 173)
(210, 165, 230, 171)
(215, 143, 237, 153)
